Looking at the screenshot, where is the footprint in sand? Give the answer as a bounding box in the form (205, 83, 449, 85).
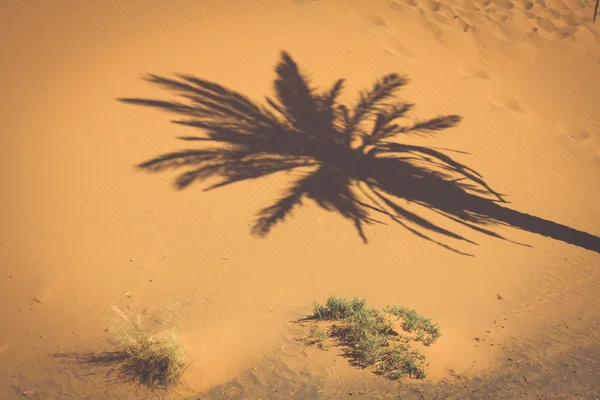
(536, 17, 557, 33)
(558, 122, 590, 140)
(393, 0, 418, 6)
(545, 0, 570, 9)
(495, 13, 533, 41)
(555, 26, 578, 38)
(429, 11, 472, 32)
(488, 91, 524, 112)
(541, 6, 563, 19)
(474, 0, 493, 7)
(492, 0, 515, 9)
(562, 0, 586, 8)
(380, 34, 417, 58)
(534, 15, 578, 39)
(486, 10, 510, 23)
(516, 0, 535, 10)
(560, 13, 585, 27)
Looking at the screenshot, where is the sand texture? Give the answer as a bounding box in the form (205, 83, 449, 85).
(1, 0, 600, 398)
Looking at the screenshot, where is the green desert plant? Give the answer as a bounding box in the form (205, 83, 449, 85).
(377, 343, 427, 379)
(88, 305, 190, 392)
(305, 326, 330, 350)
(307, 296, 440, 380)
(313, 296, 368, 320)
(384, 305, 441, 346)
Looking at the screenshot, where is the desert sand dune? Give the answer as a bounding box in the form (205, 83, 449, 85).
(1, 0, 599, 398)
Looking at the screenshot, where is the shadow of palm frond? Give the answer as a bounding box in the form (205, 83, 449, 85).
(120, 51, 600, 256)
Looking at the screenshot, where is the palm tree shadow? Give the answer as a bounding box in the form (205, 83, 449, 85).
(120, 51, 600, 256)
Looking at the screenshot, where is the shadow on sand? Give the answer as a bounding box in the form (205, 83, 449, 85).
(120, 51, 600, 256)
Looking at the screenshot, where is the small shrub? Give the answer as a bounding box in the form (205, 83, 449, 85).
(306, 297, 441, 380)
(384, 305, 441, 346)
(313, 296, 367, 320)
(346, 307, 391, 340)
(377, 344, 427, 380)
(83, 306, 190, 393)
(356, 331, 387, 366)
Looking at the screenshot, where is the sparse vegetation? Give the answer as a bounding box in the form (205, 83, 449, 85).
(97, 305, 190, 392)
(53, 305, 190, 396)
(313, 296, 368, 320)
(305, 296, 441, 380)
(71, 305, 190, 394)
(305, 326, 330, 350)
(377, 343, 427, 380)
(384, 305, 441, 346)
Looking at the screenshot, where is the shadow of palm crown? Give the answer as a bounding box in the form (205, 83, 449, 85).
(120, 51, 600, 256)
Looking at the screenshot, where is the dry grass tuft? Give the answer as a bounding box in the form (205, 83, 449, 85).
(96, 305, 190, 391)
(54, 305, 191, 395)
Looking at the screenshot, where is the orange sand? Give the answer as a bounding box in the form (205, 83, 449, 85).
(1, 0, 599, 398)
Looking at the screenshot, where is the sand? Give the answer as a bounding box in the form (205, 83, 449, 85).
(1, 0, 599, 398)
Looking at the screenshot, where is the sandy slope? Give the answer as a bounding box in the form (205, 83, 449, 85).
(1, 0, 599, 398)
